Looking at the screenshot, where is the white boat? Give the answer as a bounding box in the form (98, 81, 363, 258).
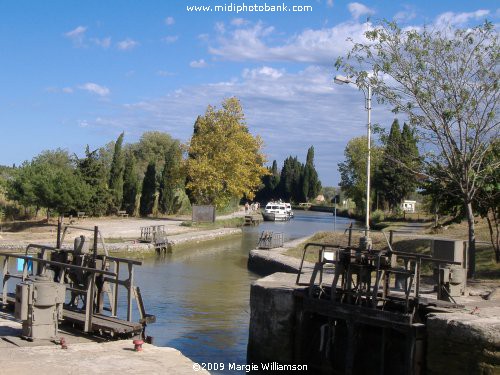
(262, 202, 290, 222)
(284, 203, 294, 219)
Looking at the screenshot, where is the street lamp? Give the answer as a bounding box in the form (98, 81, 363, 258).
(334, 75, 372, 249)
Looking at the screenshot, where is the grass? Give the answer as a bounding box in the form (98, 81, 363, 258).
(180, 217, 244, 229)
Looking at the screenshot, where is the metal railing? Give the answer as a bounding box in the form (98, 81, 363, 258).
(0, 222, 154, 335)
(296, 231, 462, 315)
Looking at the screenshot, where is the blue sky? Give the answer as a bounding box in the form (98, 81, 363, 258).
(0, 1, 498, 186)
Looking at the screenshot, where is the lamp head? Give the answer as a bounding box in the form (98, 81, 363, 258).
(334, 75, 351, 85)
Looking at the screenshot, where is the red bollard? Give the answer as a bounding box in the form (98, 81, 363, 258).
(60, 337, 68, 349)
(133, 339, 144, 352)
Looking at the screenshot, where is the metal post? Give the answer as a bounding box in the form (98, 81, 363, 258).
(2, 257, 8, 306)
(127, 263, 134, 321)
(365, 85, 372, 237)
(334, 205, 337, 232)
(92, 226, 98, 266)
(84, 274, 95, 333)
(112, 261, 120, 317)
(56, 218, 62, 249)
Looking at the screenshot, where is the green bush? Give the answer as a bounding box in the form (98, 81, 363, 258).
(371, 209, 385, 224)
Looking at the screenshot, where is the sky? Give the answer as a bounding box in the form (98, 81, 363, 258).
(0, 1, 498, 186)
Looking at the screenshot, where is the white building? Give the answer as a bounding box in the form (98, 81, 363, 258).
(401, 200, 417, 213)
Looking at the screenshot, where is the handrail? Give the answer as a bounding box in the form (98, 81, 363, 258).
(2, 253, 116, 277)
(59, 224, 109, 257)
(296, 242, 345, 285)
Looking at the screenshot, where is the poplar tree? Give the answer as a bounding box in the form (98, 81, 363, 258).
(109, 132, 125, 211)
(378, 120, 403, 210)
(399, 122, 420, 196)
(122, 152, 140, 216)
(304, 146, 321, 200)
(139, 163, 157, 217)
(159, 142, 182, 215)
(278, 156, 304, 202)
(256, 160, 280, 202)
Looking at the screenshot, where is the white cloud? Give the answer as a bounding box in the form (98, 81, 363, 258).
(162, 35, 179, 44)
(165, 16, 175, 25)
(157, 70, 175, 77)
(435, 9, 490, 27)
(45, 86, 74, 94)
(348, 2, 375, 20)
(208, 20, 370, 64)
(242, 66, 284, 80)
(327, 0, 334, 8)
(215, 22, 226, 34)
(394, 5, 417, 23)
(93, 37, 111, 49)
(231, 18, 249, 26)
(189, 59, 207, 68)
(78, 83, 110, 96)
(64, 26, 87, 46)
(117, 38, 139, 50)
(90, 65, 394, 185)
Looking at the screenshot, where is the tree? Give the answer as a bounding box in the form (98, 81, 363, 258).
(186, 97, 268, 208)
(338, 137, 382, 215)
(139, 163, 157, 216)
(122, 152, 140, 216)
(375, 120, 420, 211)
(337, 21, 499, 277)
(377, 119, 402, 210)
(399, 122, 421, 195)
(77, 146, 112, 216)
(278, 156, 304, 202)
(256, 160, 280, 202)
(133, 131, 176, 173)
(304, 146, 322, 200)
(473, 140, 500, 262)
(8, 150, 90, 219)
(7, 161, 38, 212)
(158, 142, 182, 215)
(109, 132, 125, 211)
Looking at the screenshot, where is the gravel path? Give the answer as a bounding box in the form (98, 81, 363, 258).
(0, 212, 246, 252)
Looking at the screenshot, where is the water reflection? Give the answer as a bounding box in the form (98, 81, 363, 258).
(134, 211, 358, 372)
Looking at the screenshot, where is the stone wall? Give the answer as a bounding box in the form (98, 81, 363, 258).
(426, 307, 500, 374)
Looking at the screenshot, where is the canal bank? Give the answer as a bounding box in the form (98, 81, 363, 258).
(246, 237, 500, 374)
(0, 225, 242, 254)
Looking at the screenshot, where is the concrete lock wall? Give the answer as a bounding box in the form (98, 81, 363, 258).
(248, 272, 499, 374)
(426, 310, 500, 375)
(247, 273, 297, 364)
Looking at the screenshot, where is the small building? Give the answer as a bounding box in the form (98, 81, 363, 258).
(401, 200, 416, 213)
(315, 194, 325, 202)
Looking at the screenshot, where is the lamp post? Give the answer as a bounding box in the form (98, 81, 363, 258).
(334, 75, 372, 249)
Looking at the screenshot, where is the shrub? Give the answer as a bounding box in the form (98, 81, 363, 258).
(371, 209, 385, 224)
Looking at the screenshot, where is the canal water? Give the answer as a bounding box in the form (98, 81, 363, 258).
(134, 211, 358, 371)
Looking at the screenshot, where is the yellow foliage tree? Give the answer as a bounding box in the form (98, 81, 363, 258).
(186, 97, 268, 208)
